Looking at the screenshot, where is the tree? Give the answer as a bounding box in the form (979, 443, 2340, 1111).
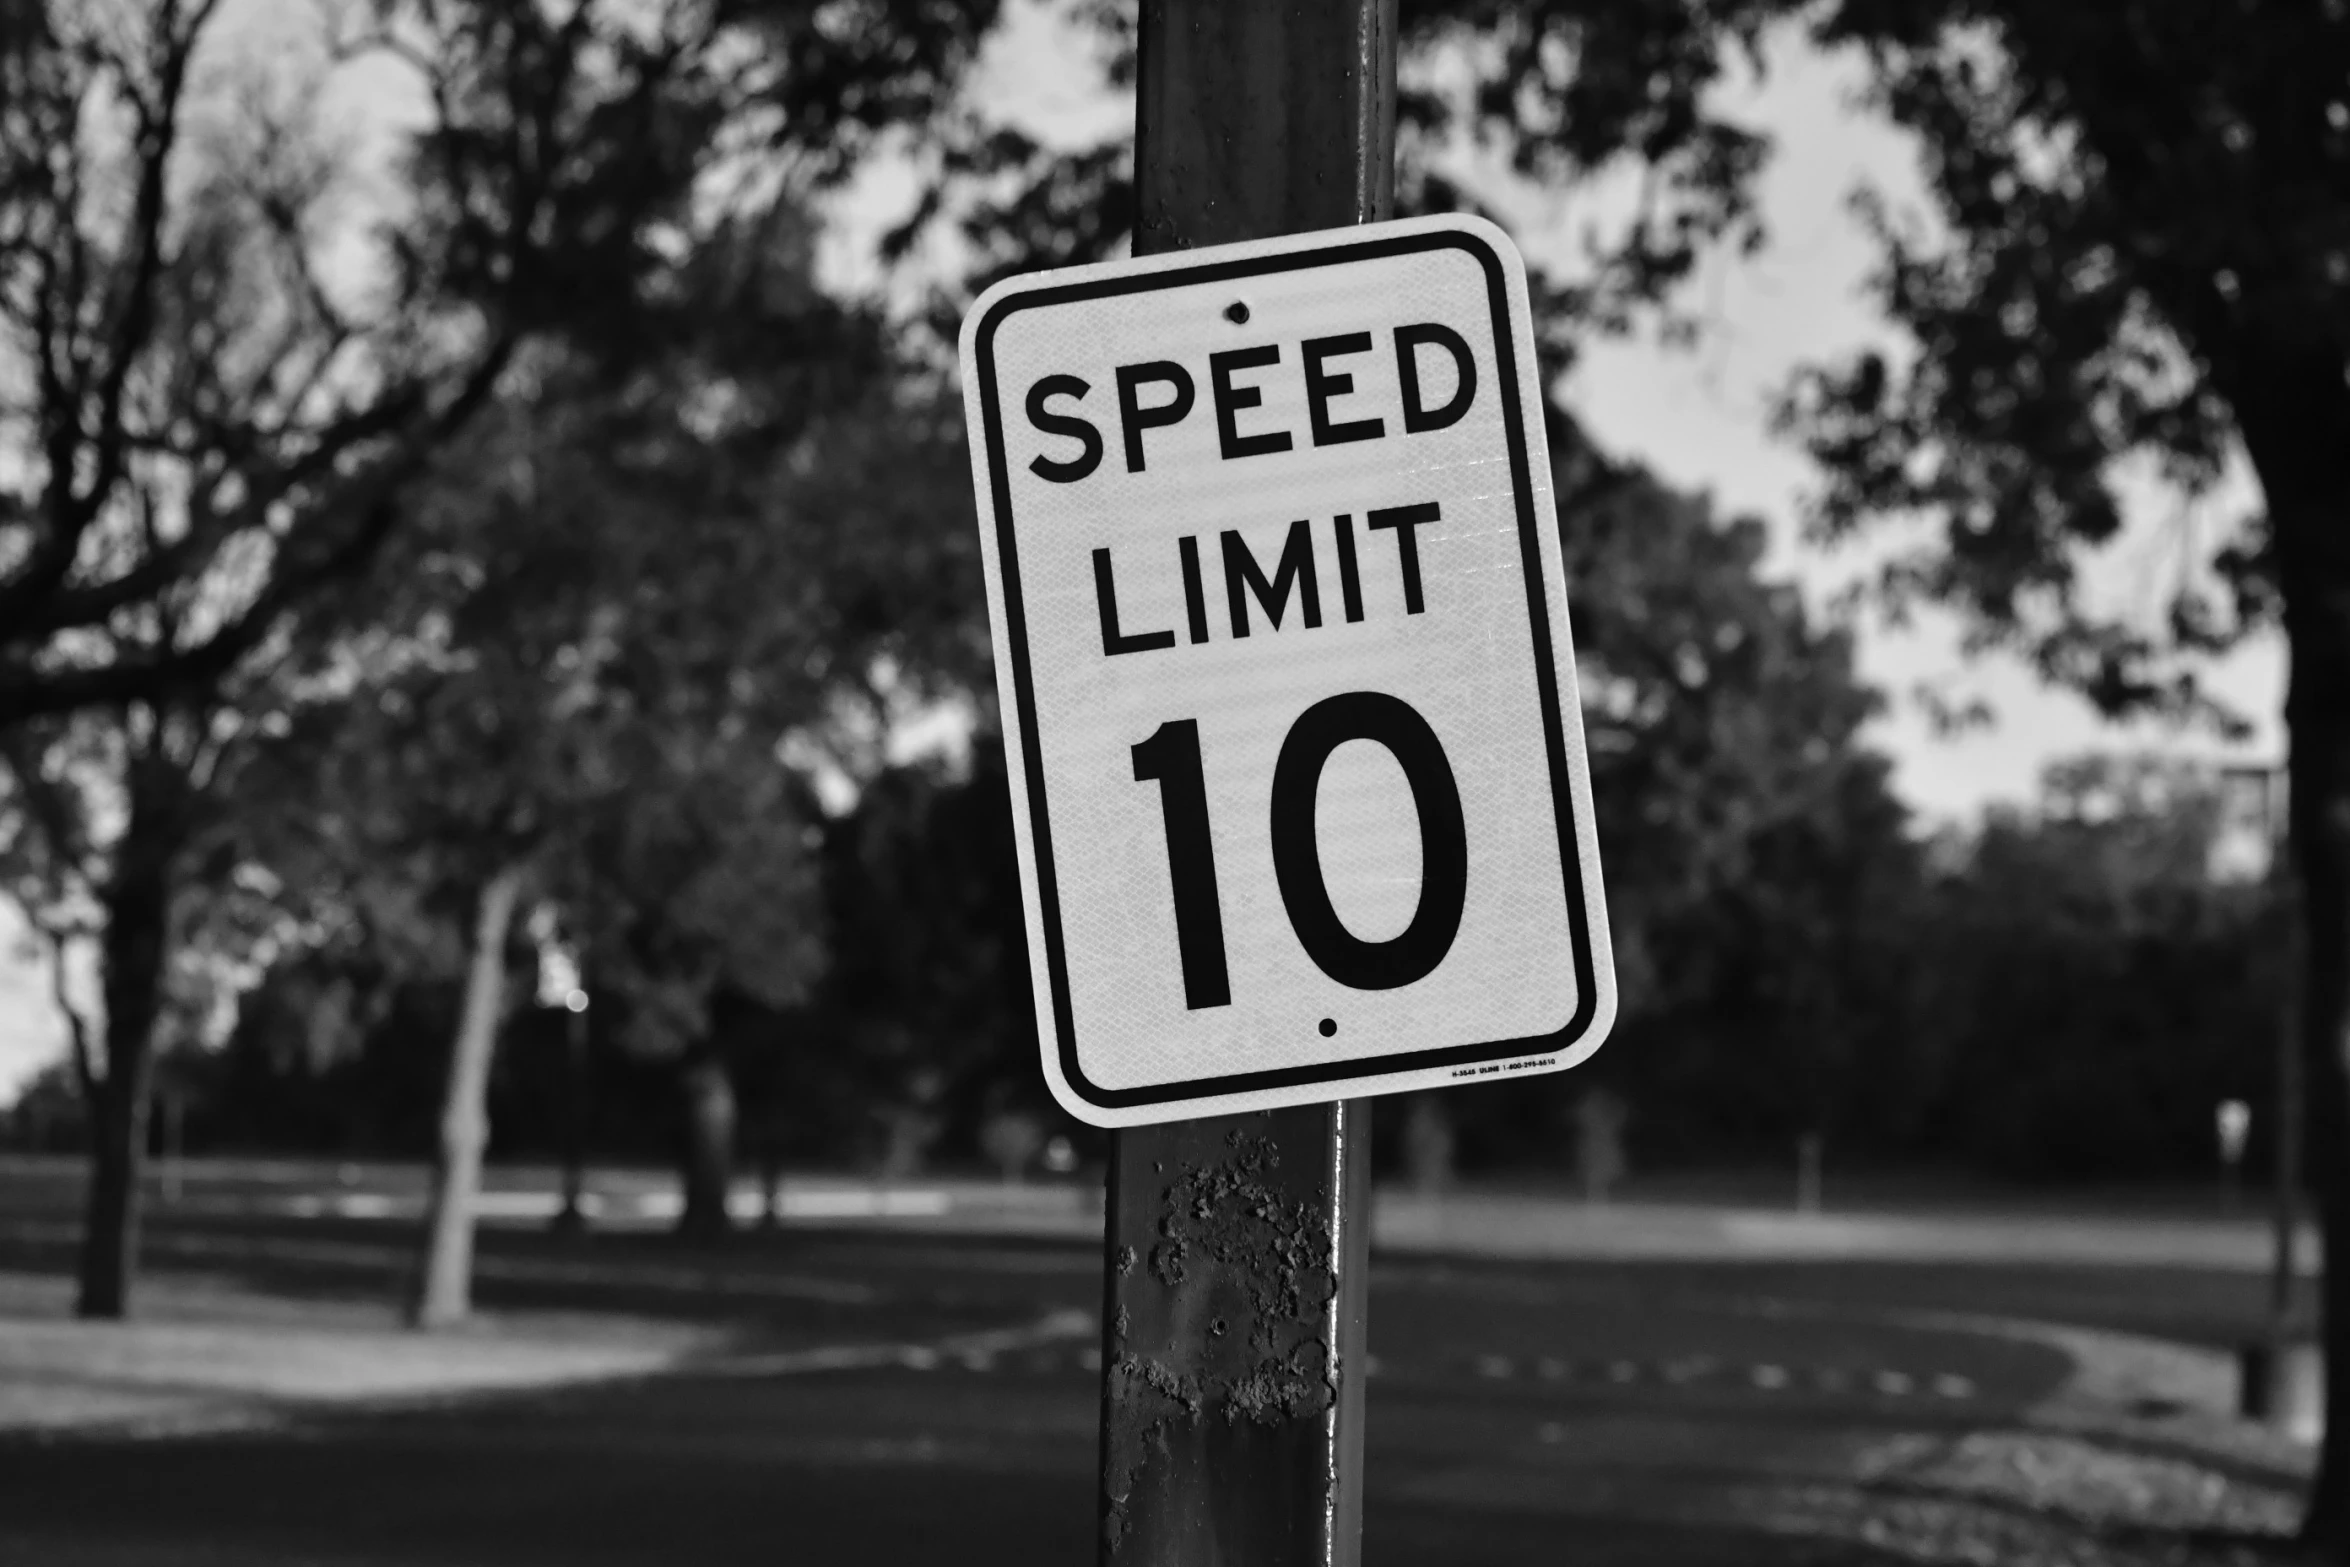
(0, 0, 1009, 1321)
(1771, 3, 2350, 1543)
(809, 735, 1041, 1170)
(258, 192, 977, 1308)
(269, 369, 804, 1309)
(0, 1, 730, 725)
(0, 490, 321, 1320)
(0, 0, 732, 1320)
(563, 712, 832, 1240)
(0, 0, 1008, 716)
(1909, 754, 2273, 1180)
(0, 695, 246, 1317)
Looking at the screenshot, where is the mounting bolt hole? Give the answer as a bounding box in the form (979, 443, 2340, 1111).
(1318, 1018, 1337, 1038)
(1224, 300, 1250, 325)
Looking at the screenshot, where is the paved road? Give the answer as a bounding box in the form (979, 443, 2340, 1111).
(0, 1159, 2317, 1565)
(0, 1366, 2021, 1566)
(0, 1219, 2312, 1565)
(0, 1246, 2066, 1565)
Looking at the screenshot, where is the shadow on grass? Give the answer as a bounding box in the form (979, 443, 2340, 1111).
(0, 1213, 1041, 1350)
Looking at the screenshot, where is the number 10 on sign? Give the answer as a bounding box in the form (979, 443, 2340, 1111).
(1135, 692, 1470, 1012)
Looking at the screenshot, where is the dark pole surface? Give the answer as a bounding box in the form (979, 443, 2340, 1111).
(1100, 5, 1394, 1565)
(1132, 0, 1396, 252)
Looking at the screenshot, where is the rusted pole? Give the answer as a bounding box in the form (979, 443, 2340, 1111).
(1099, 5, 1394, 1564)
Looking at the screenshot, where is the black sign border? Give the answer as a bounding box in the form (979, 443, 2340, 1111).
(972, 226, 1602, 1111)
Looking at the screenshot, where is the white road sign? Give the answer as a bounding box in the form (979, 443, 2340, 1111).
(958, 213, 1615, 1127)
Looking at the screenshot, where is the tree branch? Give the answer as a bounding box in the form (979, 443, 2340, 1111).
(0, 326, 517, 727)
(0, 5, 217, 634)
(78, 3, 214, 543)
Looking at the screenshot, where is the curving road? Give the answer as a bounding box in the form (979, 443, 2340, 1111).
(0, 1162, 2314, 1565)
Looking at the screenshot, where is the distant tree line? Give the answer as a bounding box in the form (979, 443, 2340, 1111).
(7, 454, 2280, 1193)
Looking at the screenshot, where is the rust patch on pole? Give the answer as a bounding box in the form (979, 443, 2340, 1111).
(1100, 1103, 1372, 1564)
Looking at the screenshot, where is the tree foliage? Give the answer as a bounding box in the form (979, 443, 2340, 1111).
(0, 0, 1006, 730)
(289, 193, 974, 1025)
(894, 0, 1783, 354)
(0, 2, 683, 723)
(1765, 2, 2350, 1539)
(806, 735, 1040, 1167)
(0, 0, 1005, 1312)
(1908, 755, 2274, 1180)
(1432, 415, 1916, 1165)
(1774, 3, 2323, 718)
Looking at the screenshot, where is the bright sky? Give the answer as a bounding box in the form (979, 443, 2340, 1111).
(0, 915, 58, 1100)
(1538, 35, 2282, 825)
(0, 4, 2286, 1103)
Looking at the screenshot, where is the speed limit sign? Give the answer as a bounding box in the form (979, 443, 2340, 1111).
(959, 213, 1615, 1127)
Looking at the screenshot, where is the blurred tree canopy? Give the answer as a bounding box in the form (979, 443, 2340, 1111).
(1906, 756, 2275, 1182)
(29, 0, 2284, 1193)
(239, 185, 978, 1272)
(182, 414, 2276, 1203)
(801, 734, 1040, 1172)
(1543, 413, 1919, 1168)
(0, 0, 1003, 1317)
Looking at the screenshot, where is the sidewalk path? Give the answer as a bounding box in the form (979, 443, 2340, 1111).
(1371, 1192, 2318, 1271)
(0, 1272, 715, 1437)
(599, 1179, 2315, 1273)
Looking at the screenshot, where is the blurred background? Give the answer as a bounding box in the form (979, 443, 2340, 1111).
(0, 2, 2334, 1564)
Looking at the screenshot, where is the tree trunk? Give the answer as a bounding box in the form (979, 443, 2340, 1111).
(1402, 1094, 1454, 1197)
(676, 1052, 738, 1238)
(2293, 661, 2350, 1547)
(2253, 383, 2350, 1547)
(412, 866, 525, 1329)
(76, 777, 178, 1320)
(552, 999, 590, 1235)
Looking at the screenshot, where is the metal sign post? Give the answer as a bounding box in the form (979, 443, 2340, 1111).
(1103, 5, 1390, 1563)
(1100, 1103, 1372, 1564)
(958, 0, 1616, 1553)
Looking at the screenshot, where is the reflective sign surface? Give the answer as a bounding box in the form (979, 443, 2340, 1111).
(960, 214, 1615, 1126)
